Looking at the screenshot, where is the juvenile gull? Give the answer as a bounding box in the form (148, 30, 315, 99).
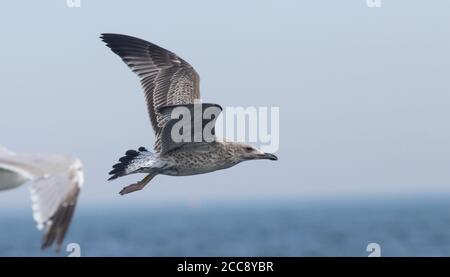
(101, 34, 278, 195)
(0, 145, 83, 252)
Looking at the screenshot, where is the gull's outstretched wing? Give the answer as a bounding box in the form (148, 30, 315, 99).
(101, 33, 200, 152)
(0, 147, 83, 252)
(30, 156, 83, 252)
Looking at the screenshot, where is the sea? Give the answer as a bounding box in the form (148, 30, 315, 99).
(1, 196, 450, 257)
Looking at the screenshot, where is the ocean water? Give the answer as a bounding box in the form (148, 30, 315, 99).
(1, 197, 450, 257)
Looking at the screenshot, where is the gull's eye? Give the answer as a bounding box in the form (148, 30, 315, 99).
(245, 147, 253, 152)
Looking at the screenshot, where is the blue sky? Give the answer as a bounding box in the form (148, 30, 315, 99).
(0, 0, 449, 210)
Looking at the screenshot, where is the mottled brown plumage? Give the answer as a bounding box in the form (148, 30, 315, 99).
(101, 34, 277, 195)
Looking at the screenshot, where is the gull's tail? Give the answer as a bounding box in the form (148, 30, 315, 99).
(108, 147, 156, 181)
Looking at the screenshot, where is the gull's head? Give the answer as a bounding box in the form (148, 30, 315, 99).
(232, 143, 278, 162)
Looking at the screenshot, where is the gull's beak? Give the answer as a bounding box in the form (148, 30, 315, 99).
(259, 153, 278, 161)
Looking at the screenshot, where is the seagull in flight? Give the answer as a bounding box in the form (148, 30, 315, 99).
(0, 146, 83, 252)
(101, 33, 277, 195)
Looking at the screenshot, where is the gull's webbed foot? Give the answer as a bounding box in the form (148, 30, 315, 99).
(119, 183, 145, 195)
(118, 173, 155, 196)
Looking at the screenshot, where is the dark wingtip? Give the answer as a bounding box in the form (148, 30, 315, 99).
(100, 33, 116, 41)
(40, 190, 79, 253)
(100, 33, 111, 43)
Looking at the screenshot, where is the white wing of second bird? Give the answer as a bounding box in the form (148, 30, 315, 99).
(0, 145, 83, 252)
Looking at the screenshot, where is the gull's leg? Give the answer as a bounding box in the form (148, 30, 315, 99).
(119, 173, 155, 195)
